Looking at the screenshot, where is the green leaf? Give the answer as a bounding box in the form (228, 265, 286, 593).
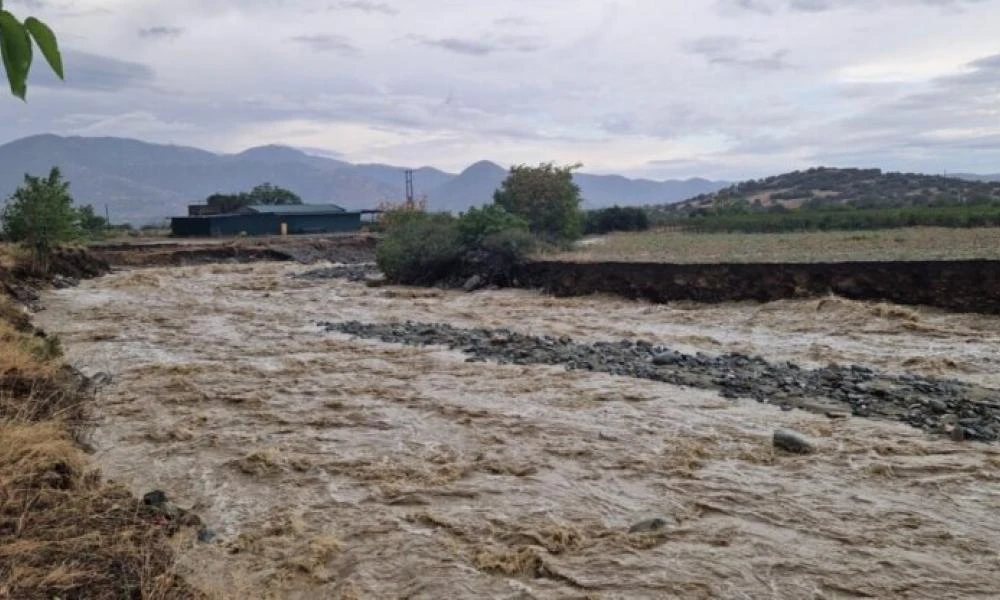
(24, 17, 61, 79)
(0, 10, 32, 99)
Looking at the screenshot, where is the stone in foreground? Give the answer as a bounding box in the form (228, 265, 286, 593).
(773, 429, 815, 454)
(628, 517, 675, 534)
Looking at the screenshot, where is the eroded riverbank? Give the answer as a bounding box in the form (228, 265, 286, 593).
(37, 261, 1000, 599)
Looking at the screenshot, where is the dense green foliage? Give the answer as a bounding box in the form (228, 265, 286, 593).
(376, 204, 535, 285)
(375, 212, 463, 285)
(584, 206, 650, 235)
(456, 204, 530, 246)
(669, 204, 1000, 233)
(1, 168, 80, 261)
(76, 204, 108, 238)
(206, 183, 303, 213)
(0, 7, 63, 99)
(494, 163, 584, 243)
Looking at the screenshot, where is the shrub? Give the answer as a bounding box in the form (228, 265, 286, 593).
(457, 204, 529, 246)
(584, 206, 650, 235)
(376, 205, 536, 285)
(375, 213, 463, 285)
(465, 228, 537, 284)
(76, 204, 108, 239)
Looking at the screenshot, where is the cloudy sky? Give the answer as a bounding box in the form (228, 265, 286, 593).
(1, 0, 999, 179)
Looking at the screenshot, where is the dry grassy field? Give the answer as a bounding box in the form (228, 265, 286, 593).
(551, 226, 1000, 263)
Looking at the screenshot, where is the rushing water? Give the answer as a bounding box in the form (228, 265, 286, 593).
(38, 262, 1000, 599)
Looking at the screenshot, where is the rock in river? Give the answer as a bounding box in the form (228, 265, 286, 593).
(773, 429, 815, 454)
(628, 517, 675, 534)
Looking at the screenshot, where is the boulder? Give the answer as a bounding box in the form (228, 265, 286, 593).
(463, 274, 485, 292)
(772, 429, 815, 454)
(628, 516, 676, 534)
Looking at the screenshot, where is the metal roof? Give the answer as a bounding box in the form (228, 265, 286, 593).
(242, 204, 347, 215)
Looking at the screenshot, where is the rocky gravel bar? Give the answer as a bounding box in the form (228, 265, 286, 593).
(295, 263, 379, 283)
(323, 320, 1000, 442)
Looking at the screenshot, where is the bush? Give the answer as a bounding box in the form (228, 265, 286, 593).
(76, 205, 108, 239)
(375, 213, 463, 285)
(376, 204, 536, 285)
(465, 228, 537, 284)
(584, 206, 650, 235)
(457, 204, 529, 246)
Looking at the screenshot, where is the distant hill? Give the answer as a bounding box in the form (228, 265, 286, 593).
(0, 135, 729, 224)
(667, 167, 1000, 214)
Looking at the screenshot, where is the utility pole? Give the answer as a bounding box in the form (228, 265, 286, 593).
(105, 204, 110, 224)
(404, 169, 414, 205)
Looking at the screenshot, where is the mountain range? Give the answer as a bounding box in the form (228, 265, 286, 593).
(0, 135, 729, 225)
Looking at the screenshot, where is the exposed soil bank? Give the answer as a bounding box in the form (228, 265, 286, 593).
(90, 235, 377, 267)
(0, 247, 201, 599)
(518, 259, 1000, 314)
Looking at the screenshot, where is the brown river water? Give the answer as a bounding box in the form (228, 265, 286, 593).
(38, 262, 1000, 599)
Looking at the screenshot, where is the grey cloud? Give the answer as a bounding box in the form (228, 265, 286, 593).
(8, 0, 47, 9)
(718, 0, 988, 14)
(417, 37, 493, 56)
(495, 16, 531, 26)
(413, 34, 545, 56)
(328, 0, 397, 14)
(34, 50, 155, 91)
(290, 34, 359, 55)
(139, 26, 185, 40)
(715, 0, 775, 14)
(684, 36, 791, 70)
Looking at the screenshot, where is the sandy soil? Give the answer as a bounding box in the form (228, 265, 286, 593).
(37, 262, 1000, 599)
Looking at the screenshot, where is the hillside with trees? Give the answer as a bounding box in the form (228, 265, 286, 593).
(666, 167, 1000, 214)
(648, 167, 1000, 233)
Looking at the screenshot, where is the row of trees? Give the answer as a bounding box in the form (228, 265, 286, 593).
(673, 204, 1000, 233)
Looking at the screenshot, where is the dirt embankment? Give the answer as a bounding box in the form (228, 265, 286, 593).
(519, 259, 1000, 314)
(0, 246, 201, 599)
(90, 235, 377, 267)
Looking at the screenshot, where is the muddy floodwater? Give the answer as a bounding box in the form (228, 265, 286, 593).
(38, 262, 1000, 599)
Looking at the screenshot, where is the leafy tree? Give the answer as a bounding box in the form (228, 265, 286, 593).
(1, 168, 80, 266)
(493, 162, 584, 242)
(0, 5, 63, 99)
(76, 204, 108, 238)
(205, 183, 302, 213)
(246, 182, 302, 205)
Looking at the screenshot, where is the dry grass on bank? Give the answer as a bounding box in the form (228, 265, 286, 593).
(0, 244, 201, 599)
(552, 226, 1000, 264)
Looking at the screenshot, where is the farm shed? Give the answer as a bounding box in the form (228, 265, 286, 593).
(171, 204, 362, 237)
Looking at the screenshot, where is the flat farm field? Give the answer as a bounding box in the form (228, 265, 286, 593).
(553, 226, 1000, 263)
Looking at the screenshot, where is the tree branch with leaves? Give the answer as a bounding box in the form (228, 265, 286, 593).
(0, 1, 63, 99)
